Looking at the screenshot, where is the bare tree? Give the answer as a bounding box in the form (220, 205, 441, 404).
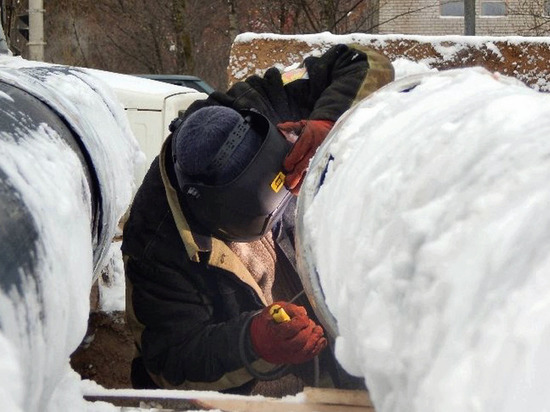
(41, 0, 196, 75)
(507, 0, 550, 35)
(3, 0, 30, 55)
(30, 0, 543, 91)
(184, 0, 233, 89)
(227, 0, 239, 41)
(88, 0, 187, 73)
(41, 0, 96, 67)
(172, 0, 194, 73)
(239, 0, 380, 34)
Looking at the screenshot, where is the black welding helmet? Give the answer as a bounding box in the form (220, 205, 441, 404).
(172, 106, 293, 242)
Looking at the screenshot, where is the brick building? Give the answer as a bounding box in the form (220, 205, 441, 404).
(377, 0, 550, 36)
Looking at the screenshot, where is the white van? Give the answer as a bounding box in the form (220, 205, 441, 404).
(92, 71, 207, 184)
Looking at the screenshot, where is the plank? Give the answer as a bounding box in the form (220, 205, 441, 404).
(302, 387, 373, 407)
(191, 397, 372, 412)
(191, 388, 374, 411)
(84, 387, 375, 412)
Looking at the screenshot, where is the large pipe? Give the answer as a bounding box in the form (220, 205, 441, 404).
(0, 64, 139, 411)
(296, 74, 431, 339)
(296, 68, 550, 411)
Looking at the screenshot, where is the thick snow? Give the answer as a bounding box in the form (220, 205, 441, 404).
(236, 31, 550, 46)
(0, 59, 141, 411)
(98, 241, 126, 313)
(301, 65, 550, 411)
(82, 68, 199, 95)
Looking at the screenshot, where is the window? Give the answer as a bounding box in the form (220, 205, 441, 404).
(481, 0, 506, 16)
(441, 0, 507, 17)
(441, 0, 464, 16)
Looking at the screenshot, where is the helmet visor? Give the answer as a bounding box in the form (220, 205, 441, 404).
(177, 109, 293, 241)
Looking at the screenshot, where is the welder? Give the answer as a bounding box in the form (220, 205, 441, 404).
(122, 43, 394, 396)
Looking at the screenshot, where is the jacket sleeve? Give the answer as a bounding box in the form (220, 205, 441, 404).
(125, 255, 273, 391)
(305, 44, 394, 121)
(180, 44, 393, 126)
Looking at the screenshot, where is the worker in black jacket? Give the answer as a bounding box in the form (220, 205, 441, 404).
(122, 44, 394, 396)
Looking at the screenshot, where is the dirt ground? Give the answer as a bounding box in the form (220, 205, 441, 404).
(70, 283, 135, 389)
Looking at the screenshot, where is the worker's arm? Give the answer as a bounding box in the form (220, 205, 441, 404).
(126, 255, 265, 391)
(281, 44, 395, 193)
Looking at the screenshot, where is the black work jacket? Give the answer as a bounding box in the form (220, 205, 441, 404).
(122, 44, 394, 391)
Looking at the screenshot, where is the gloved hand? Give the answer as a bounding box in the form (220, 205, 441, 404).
(278, 119, 335, 195)
(250, 301, 327, 365)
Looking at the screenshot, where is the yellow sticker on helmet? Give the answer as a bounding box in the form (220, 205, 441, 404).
(271, 172, 286, 193)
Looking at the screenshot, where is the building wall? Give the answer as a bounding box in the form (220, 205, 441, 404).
(378, 0, 542, 36)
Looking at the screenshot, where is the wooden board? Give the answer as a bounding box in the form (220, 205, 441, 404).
(190, 398, 371, 412)
(191, 388, 374, 412)
(85, 387, 375, 411)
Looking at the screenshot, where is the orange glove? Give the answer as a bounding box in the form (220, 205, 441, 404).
(278, 120, 334, 195)
(250, 302, 327, 365)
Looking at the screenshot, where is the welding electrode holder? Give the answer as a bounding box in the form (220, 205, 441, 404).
(238, 310, 290, 380)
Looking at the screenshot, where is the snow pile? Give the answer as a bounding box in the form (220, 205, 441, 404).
(98, 242, 126, 312)
(230, 33, 550, 92)
(0, 60, 141, 411)
(302, 67, 550, 411)
(392, 57, 438, 79)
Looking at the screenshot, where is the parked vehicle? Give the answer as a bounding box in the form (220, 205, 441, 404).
(134, 74, 215, 94)
(89, 70, 208, 185)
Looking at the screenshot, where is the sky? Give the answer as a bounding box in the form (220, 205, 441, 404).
(1, 41, 550, 412)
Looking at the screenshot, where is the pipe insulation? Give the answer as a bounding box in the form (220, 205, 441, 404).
(0, 65, 141, 411)
(295, 68, 550, 411)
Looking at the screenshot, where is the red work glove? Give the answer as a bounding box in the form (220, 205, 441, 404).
(250, 301, 327, 365)
(278, 119, 335, 195)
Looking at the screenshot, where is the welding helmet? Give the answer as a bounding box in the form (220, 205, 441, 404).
(172, 107, 293, 242)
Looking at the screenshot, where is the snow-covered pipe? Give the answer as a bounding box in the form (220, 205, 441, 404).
(296, 73, 432, 340)
(0, 65, 140, 412)
(296, 67, 550, 411)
